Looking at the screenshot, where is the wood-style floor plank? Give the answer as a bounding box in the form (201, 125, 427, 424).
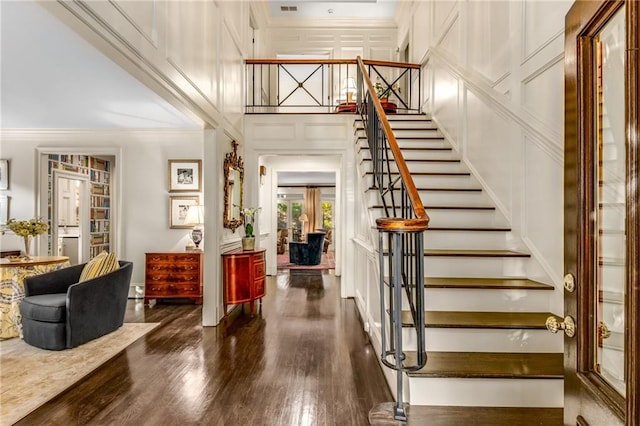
(17, 271, 392, 425)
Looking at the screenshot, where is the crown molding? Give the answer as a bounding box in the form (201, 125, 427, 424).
(265, 16, 397, 29)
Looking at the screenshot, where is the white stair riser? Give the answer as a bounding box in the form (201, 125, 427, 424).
(422, 288, 554, 312)
(422, 257, 529, 278)
(371, 207, 504, 228)
(408, 378, 563, 407)
(357, 139, 451, 149)
(366, 189, 489, 206)
(400, 328, 562, 353)
(381, 257, 530, 278)
(426, 209, 506, 227)
(373, 229, 511, 251)
(601, 233, 625, 257)
(356, 122, 438, 130)
(361, 161, 468, 174)
(355, 119, 438, 128)
(363, 174, 477, 189)
(425, 230, 512, 250)
(360, 150, 458, 161)
(356, 129, 443, 139)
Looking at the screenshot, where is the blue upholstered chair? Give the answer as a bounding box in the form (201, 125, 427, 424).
(289, 232, 325, 265)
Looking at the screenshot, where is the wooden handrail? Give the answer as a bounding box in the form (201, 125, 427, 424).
(355, 56, 429, 232)
(246, 58, 421, 69)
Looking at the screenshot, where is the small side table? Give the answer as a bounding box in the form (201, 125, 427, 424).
(0, 256, 70, 339)
(222, 248, 266, 315)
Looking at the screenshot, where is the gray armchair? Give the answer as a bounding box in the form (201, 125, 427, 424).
(19, 261, 133, 350)
(289, 232, 325, 265)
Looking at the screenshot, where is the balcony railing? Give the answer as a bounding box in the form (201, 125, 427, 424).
(245, 58, 420, 114)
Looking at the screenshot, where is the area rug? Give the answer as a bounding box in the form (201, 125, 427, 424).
(277, 252, 335, 270)
(0, 322, 159, 425)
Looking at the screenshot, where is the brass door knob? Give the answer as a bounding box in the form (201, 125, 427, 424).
(598, 321, 611, 340)
(546, 315, 576, 338)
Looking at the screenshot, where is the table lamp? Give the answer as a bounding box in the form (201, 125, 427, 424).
(185, 205, 204, 250)
(341, 77, 357, 102)
(299, 213, 309, 241)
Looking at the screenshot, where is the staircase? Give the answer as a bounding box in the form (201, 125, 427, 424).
(356, 114, 564, 424)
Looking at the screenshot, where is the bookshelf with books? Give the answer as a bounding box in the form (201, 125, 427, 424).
(89, 157, 111, 258)
(46, 154, 113, 259)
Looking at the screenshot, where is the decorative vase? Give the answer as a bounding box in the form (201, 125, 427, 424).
(242, 236, 255, 251)
(23, 235, 32, 258)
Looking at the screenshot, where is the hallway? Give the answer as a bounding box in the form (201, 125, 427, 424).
(19, 271, 391, 425)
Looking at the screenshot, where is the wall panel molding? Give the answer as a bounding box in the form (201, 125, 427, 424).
(425, 48, 563, 164)
(521, 29, 564, 66)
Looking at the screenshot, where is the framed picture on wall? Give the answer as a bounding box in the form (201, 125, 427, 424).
(169, 196, 199, 229)
(0, 195, 9, 225)
(168, 159, 201, 192)
(0, 160, 8, 190)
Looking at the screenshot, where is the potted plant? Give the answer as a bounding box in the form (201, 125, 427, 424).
(242, 207, 261, 251)
(6, 217, 49, 258)
(374, 78, 399, 113)
(374, 79, 392, 102)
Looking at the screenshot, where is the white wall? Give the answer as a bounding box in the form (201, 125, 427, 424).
(0, 130, 203, 289)
(403, 0, 572, 314)
(266, 25, 398, 61)
(0, 0, 262, 326)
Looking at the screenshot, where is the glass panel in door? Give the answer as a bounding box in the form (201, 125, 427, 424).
(593, 6, 626, 396)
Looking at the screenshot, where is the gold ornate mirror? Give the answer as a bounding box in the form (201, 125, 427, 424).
(223, 140, 244, 232)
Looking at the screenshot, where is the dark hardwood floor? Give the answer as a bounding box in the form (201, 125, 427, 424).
(17, 270, 392, 425)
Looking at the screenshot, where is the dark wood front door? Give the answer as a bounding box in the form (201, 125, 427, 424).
(564, 0, 639, 425)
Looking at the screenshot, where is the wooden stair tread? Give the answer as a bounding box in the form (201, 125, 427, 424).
(402, 352, 563, 379)
(427, 227, 512, 232)
(355, 126, 438, 131)
(357, 135, 446, 140)
(360, 146, 452, 151)
(364, 171, 470, 176)
(369, 186, 482, 192)
(424, 249, 530, 258)
(370, 404, 562, 425)
(401, 310, 558, 329)
(361, 158, 460, 163)
(371, 205, 495, 210)
(424, 277, 553, 290)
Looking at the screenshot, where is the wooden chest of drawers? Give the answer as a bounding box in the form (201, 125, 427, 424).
(222, 248, 266, 315)
(145, 252, 202, 305)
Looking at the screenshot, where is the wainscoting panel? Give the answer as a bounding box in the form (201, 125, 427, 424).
(467, 1, 510, 84)
(465, 90, 513, 218)
(432, 66, 460, 147)
(522, 58, 564, 136)
(165, 1, 217, 105)
(522, 0, 573, 61)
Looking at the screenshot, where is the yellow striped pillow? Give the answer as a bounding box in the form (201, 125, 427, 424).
(79, 251, 119, 282)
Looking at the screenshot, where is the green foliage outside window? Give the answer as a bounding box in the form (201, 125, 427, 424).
(322, 202, 333, 229)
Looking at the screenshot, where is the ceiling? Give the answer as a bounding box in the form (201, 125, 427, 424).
(0, 0, 396, 129)
(268, 0, 397, 19)
(0, 1, 198, 129)
(278, 171, 336, 186)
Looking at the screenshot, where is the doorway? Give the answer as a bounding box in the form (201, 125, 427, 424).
(38, 152, 117, 261)
(53, 172, 90, 264)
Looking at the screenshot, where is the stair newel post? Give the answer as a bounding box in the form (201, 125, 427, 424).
(414, 230, 426, 367)
(391, 231, 408, 421)
(378, 229, 388, 361)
